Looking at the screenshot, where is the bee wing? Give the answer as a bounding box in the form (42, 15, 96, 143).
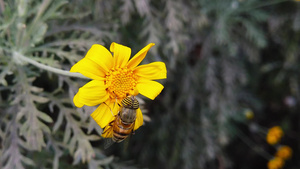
(103, 120, 135, 149)
(102, 119, 115, 149)
(122, 121, 135, 152)
(122, 135, 131, 152)
(104, 138, 115, 149)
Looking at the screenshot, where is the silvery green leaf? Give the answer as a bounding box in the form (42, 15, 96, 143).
(16, 110, 25, 122)
(0, 78, 7, 86)
(87, 134, 101, 141)
(38, 120, 51, 133)
(53, 110, 63, 133)
(30, 86, 44, 93)
(38, 112, 53, 123)
(19, 122, 29, 136)
(31, 23, 48, 45)
(63, 125, 71, 143)
(73, 148, 83, 165)
(69, 137, 77, 154)
(31, 94, 49, 103)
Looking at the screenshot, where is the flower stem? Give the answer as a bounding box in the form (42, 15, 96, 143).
(13, 52, 90, 79)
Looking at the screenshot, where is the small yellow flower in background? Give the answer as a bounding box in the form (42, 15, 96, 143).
(244, 109, 254, 120)
(276, 145, 292, 160)
(267, 157, 285, 169)
(266, 126, 283, 145)
(70, 42, 167, 136)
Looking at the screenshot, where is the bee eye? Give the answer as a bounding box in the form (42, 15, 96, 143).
(121, 96, 139, 109)
(121, 97, 132, 108)
(132, 98, 139, 109)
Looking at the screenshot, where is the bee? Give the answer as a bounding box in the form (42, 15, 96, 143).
(102, 95, 139, 148)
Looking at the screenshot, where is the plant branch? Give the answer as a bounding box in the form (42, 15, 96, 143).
(13, 52, 90, 79)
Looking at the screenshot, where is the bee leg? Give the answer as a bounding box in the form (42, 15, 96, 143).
(102, 119, 115, 137)
(103, 102, 115, 116)
(109, 120, 114, 126)
(103, 119, 114, 131)
(112, 91, 120, 107)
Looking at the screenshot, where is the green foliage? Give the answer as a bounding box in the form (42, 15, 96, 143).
(1, 0, 299, 169)
(0, 0, 115, 168)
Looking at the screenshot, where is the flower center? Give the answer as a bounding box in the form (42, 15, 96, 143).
(105, 67, 137, 99)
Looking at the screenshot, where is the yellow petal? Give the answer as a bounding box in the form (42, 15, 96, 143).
(101, 120, 114, 138)
(127, 43, 155, 69)
(85, 44, 113, 72)
(134, 108, 143, 130)
(136, 79, 164, 100)
(133, 87, 139, 96)
(134, 62, 167, 80)
(70, 58, 106, 80)
(90, 100, 120, 128)
(110, 42, 131, 68)
(73, 80, 109, 108)
(73, 94, 84, 108)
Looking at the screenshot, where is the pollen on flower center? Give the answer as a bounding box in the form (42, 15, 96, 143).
(105, 67, 137, 99)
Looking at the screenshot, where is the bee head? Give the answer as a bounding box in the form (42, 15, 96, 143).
(121, 96, 139, 109)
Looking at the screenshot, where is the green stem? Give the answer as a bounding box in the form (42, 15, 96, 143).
(13, 52, 90, 79)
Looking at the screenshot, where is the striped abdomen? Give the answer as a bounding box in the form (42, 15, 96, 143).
(111, 96, 139, 143)
(112, 113, 135, 143)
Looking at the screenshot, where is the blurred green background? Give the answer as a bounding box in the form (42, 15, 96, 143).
(1, 0, 300, 169)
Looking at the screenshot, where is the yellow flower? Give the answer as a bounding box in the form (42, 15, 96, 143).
(244, 109, 254, 120)
(70, 42, 167, 134)
(267, 157, 284, 169)
(266, 126, 283, 145)
(276, 146, 292, 160)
